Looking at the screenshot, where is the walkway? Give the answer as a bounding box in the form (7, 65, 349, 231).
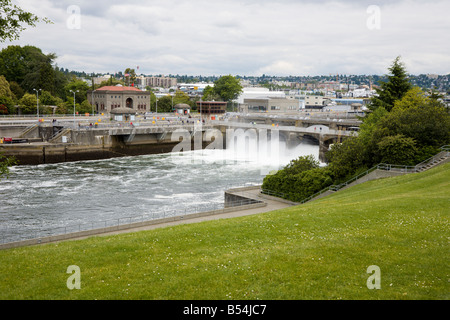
(0, 187, 294, 249)
(70, 187, 294, 240)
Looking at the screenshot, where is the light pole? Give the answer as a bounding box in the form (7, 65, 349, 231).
(33, 89, 41, 120)
(69, 90, 79, 128)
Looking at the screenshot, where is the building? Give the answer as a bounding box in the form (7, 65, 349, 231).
(304, 95, 332, 109)
(197, 101, 227, 119)
(240, 97, 301, 113)
(93, 75, 113, 85)
(174, 103, 191, 115)
(87, 85, 151, 115)
(136, 76, 177, 89)
(236, 87, 285, 104)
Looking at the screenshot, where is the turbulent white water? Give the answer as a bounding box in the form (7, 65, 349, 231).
(0, 139, 319, 243)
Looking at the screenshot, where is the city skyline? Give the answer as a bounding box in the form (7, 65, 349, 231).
(2, 0, 450, 77)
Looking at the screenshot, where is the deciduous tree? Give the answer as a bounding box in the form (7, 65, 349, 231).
(0, 0, 51, 42)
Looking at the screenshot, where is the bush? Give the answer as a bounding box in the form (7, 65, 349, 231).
(262, 156, 333, 202)
(377, 134, 418, 166)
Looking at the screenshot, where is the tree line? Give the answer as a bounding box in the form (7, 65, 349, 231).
(0, 45, 97, 115)
(262, 57, 450, 202)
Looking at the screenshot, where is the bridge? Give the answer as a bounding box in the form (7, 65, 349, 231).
(1, 118, 358, 164)
(213, 121, 356, 161)
(238, 114, 362, 131)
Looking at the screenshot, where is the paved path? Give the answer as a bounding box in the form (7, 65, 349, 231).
(72, 187, 295, 240)
(0, 187, 297, 249)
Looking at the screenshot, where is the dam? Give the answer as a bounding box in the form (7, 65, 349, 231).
(0, 115, 358, 165)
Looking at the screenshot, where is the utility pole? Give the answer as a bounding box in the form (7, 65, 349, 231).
(69, 90, 79, 128)
(33, 88, 41, 120)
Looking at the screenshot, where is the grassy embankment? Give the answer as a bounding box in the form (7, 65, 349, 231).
(0, 163, 448, 300)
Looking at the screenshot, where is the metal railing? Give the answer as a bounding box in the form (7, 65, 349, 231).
(0, 195, 263, 245)
(261, 145, 450, 204)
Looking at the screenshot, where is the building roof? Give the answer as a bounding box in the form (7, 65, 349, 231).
(110, 107, 137, 114)
(174, 103, 191, 109)
(95, 86, 142, 92)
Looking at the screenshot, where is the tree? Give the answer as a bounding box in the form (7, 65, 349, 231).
(212, 75, 243, 102)
(369, 56, 412, 112)
(155, 96, 173, 113)
(376, 88, 450, 149)
(173, 90, 194, 108)
(95, 78, 124, 89)
(0, 152, 17, 180)
(0, 0, 51, 42)
(8, 81, 24, 100)
(0, 45, 66, 97)
(0, 75, 13, 98)
(124, 68, 137, 86)
(65, 80, 90, 104)
(202, 85, 220, 101)
(262, 155, 333, 202)
(18, 92, 37, 114)
(377, 134, 418, 166)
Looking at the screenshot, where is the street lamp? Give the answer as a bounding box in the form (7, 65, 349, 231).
(69, 90, 79, 128)
(33, 89, 41, 120)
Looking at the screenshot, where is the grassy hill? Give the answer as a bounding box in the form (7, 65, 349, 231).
(0, 163, 448, 300)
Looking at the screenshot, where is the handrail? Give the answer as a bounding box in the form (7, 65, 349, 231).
(0, 197, 264, 245)
(261, 145, 450, 204)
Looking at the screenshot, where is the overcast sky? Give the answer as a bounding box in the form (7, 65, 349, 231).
(3, 0, 450, 76)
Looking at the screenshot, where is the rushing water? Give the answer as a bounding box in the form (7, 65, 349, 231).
(0, 139, 319, 243)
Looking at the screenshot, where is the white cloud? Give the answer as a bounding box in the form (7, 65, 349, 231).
(2, 0, 449, 76)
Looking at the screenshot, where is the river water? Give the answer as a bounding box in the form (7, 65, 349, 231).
(0, 139, 319, 243)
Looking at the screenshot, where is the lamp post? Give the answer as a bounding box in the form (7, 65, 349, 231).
(69, 90, 79, 128)
(33, 89, 41, 120)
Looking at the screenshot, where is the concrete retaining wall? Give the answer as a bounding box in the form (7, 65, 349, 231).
(0, 201, 267, 250)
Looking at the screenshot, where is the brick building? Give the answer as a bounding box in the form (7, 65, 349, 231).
(87, 86, 151, 114)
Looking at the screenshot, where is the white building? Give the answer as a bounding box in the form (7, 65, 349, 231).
(235, 87, 285, 104)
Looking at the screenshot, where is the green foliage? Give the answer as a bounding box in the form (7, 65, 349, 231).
(124, 68, 136, 83)
(260, 58, 450, 203)
(369, 56, 412, 112)
(18, 92, 37, 114)
(1, 164, 448, 300)
(327, 137, 368, 182)
(65, 80, 90, 104)
(173, 90, 194, 108)
(95, 78, 124, 89)
(8, 81, 24, 100)
(212, 75, 243, 102)
(0, 0, 51, 42)
(0, 96, 14, 114)
(0, 75, 13, 98)
(0, 45, 68, 98)
(377, 134, 418, 166)
(202, 85, 221, 101)
(155, 96, 173, 113)
(78, 100, 93, 114)
(0, 152, 17, 180)
(262, 155, 333, 202)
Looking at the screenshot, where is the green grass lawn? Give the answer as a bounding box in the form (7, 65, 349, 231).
(0, 163, 449, 300)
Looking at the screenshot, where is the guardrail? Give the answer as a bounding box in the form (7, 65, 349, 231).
(261, 145, 450, 204)
(0, 195, 263, 246)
